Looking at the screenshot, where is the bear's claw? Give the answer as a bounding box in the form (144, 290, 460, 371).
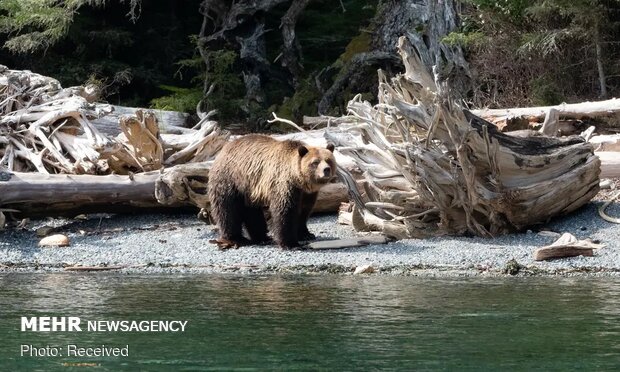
(210, 238, 249, 250)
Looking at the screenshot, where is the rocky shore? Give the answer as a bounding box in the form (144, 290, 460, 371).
(0, 201, 619, 276)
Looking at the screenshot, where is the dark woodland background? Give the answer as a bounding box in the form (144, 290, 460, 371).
(2, 0, 620, 130)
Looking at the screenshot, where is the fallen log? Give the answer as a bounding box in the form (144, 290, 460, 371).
(596, 152, 620, 178)
(591, 134, 620, 151)
(0, 170, 163, 218)
(327, 36, 602, 239)
(91, 105, 193, 136)
(472, 99, 620, 132)
(0, 164, 349, 218)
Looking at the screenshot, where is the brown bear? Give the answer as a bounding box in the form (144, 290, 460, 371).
(208, 134, 336, 249)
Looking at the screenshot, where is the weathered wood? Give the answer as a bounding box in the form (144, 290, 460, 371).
(0, 163, 349, 218)
(472, 98, 620, 130)
(591, 134, 620, 151)
(328, 36, 601, 239)
(596, 152, 620, 178)
(91, 105, 192, 136)
(534, 246, 594, 261)
(302, 115, 359, 129)
(307, 235, 389, 250)
(533, 233, 603, 261)
(0, 171, 163, 217)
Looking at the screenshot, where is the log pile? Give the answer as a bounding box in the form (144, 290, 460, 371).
(326, 37, 602, 239)
(0, 65, 227, 175)
(0, 65, 229, 219)
(0, 66, 348, 221)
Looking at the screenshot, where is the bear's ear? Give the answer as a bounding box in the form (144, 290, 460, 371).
(298, 145, 309, 157)
(326, 143, 335, 153)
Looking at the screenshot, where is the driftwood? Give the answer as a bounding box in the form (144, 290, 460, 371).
(0, 170, 163, 217)
(472, 99, 620, 133)
(307, 235, 389, 250)
(327, 36, 601, 239)
(0, 65, 350, 220)
(0, 66, 223, 176)
(596, 152, 620, 178)
(533, 233, 603, 261)
(591, 134, 620, 151)
(91, 105, 192, 136)
(0, 163, 348, 218)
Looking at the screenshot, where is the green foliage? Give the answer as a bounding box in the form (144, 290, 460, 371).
(202, 49, 245, 119)
(0, 0, 140, 53)
(459, 0, 620, 106)
(0, 0, 75, 53)
(442, 31, 486, 47)
(530, 77, 564, 105)
(150, 85, 202, 112)
(293, 0, 378, 72)
(465, 0, 533, 22)
(0, 0, 202, 109)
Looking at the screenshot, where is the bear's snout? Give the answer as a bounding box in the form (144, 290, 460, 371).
(317, 164, 332, 180)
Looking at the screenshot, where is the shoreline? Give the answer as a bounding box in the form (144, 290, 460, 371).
(2, 264, 620, 277)
(1, 202, 619, 277)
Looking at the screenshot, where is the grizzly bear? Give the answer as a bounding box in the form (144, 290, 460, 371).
(208, 134, 336, 249)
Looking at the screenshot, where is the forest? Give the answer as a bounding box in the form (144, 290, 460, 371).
(2, 0, 620, 131)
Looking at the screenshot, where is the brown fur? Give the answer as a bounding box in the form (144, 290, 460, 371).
(208, 134, 336, 249)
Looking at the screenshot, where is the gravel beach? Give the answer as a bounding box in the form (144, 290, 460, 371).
(1, 200, 619, 276)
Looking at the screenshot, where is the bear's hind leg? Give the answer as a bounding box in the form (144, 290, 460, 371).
(243, 207, 270, 244)
(210, 190, 247, 249)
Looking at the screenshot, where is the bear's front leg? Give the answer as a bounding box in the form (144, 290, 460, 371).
(270, 189, 302, 249)
(298, 192, 318, 241)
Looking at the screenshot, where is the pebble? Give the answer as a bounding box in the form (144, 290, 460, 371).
(39, 234, 70, 247)
(599, 179, 615, 189)
(354, 264, 375, 274)
(36, 226, 56, 237)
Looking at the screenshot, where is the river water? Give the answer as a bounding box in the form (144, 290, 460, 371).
(0, 273, 619, 370)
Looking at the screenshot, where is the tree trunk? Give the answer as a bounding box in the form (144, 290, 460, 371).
(279, 0, 312, 86)
(595, 23, 608, 99)
(318, 0, 471, 115)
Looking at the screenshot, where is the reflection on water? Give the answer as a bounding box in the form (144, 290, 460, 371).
(0, 274, 619, 370)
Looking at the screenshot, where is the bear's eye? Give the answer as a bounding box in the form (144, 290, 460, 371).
(311, 160, 320, 166)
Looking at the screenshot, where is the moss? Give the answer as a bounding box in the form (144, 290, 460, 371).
(338, 32, 372, 63)
(442, 31, 487, 48)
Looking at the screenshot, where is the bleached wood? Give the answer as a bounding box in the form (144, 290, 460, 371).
(596, 152, 620, 178)
(327, 36, 601, 238)
(472, 99, 620, 128)
(1, 163, 348, 218)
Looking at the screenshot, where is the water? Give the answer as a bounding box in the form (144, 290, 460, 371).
(0, 274, 619, 371)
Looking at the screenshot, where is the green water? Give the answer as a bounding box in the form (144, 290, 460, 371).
(0, 274, 619, 371)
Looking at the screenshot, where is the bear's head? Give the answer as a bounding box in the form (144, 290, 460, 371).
(298, 143, 336, 191)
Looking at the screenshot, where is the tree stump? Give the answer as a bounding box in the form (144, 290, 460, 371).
(327, 37, 601, 239)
